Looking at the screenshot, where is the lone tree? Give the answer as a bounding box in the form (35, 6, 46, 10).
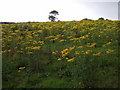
(48, 10, 59, 21)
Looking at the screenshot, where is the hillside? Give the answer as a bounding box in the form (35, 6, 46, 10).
(2, 20, 119, 88)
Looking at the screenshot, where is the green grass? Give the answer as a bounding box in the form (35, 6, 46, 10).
(2, 20, 119, 88)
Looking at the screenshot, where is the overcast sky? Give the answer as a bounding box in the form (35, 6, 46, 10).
(0, 0, 119, 22)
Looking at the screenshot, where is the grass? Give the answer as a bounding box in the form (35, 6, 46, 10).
(2, 20, 119, 88)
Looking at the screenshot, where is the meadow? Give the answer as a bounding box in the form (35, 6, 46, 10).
(1, 20, 119, 88)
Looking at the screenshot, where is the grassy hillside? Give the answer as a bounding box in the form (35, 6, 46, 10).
(2, 20, 119, 88)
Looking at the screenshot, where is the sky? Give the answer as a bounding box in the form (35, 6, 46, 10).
(0, 0, 119, 22)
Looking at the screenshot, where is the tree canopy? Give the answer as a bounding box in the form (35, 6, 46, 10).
(49, 10, 59, 21)
(49, 10, 59, 16)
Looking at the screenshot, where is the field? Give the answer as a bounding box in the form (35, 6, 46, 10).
(1, 20, 120, 88)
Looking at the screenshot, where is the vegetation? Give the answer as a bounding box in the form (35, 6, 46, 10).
(82, 18, 92, 20)
(98, 17, 105, 20)
(49, 10, 59, 21)
(2, 20, 119, 88)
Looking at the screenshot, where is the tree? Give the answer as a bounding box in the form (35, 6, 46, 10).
(48, 10, 59, 21)
(48, 15, 56, 21)
(98, 17, 104, 20)
(82, 18, 91, 20)
(83, 18, 88, 20)
(50, 10, 59, 16)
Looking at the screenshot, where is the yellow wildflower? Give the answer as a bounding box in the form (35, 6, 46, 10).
(84, 50, 92, 54)
(11, 33, 17, 35)
(32, 46, 41, 50)
(19, 67, 25, 70)
(93, 52, 101, 56)
(66, 57, 69, 60)
(86, 43, 96, 47)
(80, 36, 86, 39)
(77, 46, 84, 49)
(25, 42, 30, 44)
(67, 57, 75, 62)
(32, 41, 38, 45)
(55, 38, 58, 40)
(61, 48, 69, 57)
(17, 36, 23, 40)
(67, 36, 73, 39)
(45, 36, 55, 39)
(18, 70, 21, 72)
(106, 49, 114, 54)
(32, 25, 35, 27)
(102, 42, 112, 47)
(25, 47, 32, 50)
(59, 39, 66, 42)
(75, 51, 80, 55)
(69, 46, 75, 50)
(58, 58, 62, 61)
(52, 51, 58, 55)
(73, 25, 78, 29)
(15, 30, 19, 32)
(56, 34, 61, 37)
(106, 42, 112, 45)
(49, 36, 55, 38)
(85, 35, 89, 37)
(63, 29, 67, 32)
(70, 38, 79, 41)
(38, 41, 44, 45)
(37, 30, 42, 33)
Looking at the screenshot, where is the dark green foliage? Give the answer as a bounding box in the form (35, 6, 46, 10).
(49, 10, 59, 21)
(49, 10, 59, 16)
(98, 17, 105, 20)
